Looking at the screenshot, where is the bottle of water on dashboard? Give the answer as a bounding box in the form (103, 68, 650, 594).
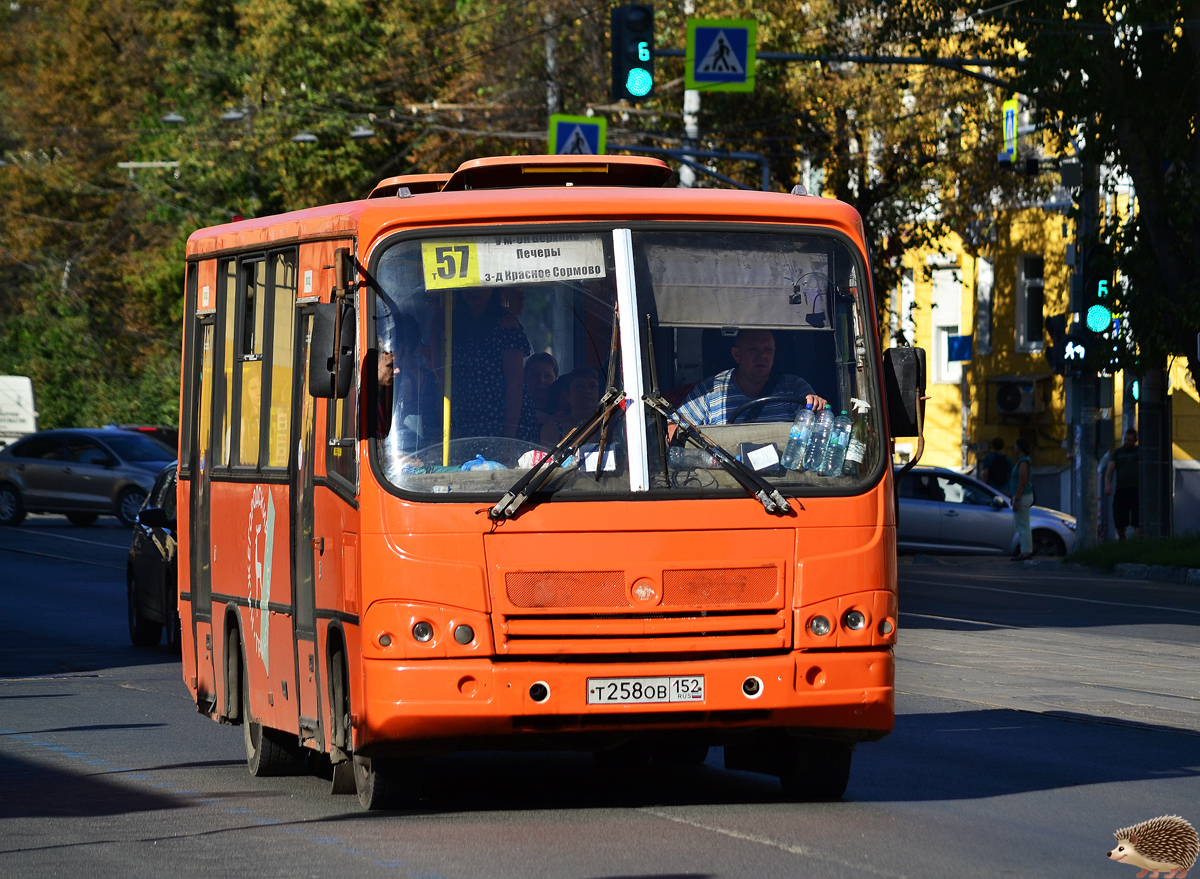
(803, 404, 835, 472)
(780, 402, 816, 470)
(820, 410, 853, 476)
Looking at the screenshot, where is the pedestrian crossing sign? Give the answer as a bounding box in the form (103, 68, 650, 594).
(686, 18, 756, 92)
(548, 114, 607, 155)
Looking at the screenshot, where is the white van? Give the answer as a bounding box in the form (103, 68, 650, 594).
(0, 376, 38, 447)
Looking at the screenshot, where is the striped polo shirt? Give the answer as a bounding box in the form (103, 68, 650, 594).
(676, 368, 816, 426)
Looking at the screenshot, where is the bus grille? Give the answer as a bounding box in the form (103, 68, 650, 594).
(497, 566, 786, 655)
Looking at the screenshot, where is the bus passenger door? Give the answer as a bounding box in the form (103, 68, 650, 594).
(291, 309, 320, 742)
(190, 318, 218, 708)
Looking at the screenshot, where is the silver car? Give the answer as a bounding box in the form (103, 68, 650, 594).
(895, 465, 1078, 556)
(0, 428, 174, 527)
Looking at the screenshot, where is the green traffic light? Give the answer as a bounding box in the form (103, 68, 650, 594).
(626, 67, 653, 97)
(1086, 304, 1112, 333)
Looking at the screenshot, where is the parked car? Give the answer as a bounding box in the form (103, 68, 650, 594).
(0, 428, 174, 527)
(896, 465, 1078, 556)
(127, 464, 179, 648)
(104, 423, 179, 453)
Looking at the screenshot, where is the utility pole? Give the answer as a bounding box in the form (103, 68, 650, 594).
(1067, 159, 1101, 547)
(1139, 362, 1172, 536)
(679, 0, 698, 188)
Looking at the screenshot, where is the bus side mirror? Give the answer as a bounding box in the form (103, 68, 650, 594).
(883, 347, 926, 438)
(309, 301, 355, 398)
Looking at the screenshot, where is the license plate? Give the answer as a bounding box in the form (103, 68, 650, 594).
(586, 676, 705, 705)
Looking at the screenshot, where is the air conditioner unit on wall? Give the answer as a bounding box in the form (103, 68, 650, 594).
(995, 381, 1039, 415)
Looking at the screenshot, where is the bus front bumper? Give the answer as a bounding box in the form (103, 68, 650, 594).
(358, 649, 893, 750)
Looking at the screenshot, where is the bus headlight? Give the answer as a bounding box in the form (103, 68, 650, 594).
(809, 615, 832, 636)
(843, 610, 867, 631)
(453, 624, 475, 645)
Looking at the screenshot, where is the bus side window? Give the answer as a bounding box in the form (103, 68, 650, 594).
(236, 259, 267, 467)
(327, 304, 358, 488)
(213, 259, 237, 468)
(266, 250, 297, 468)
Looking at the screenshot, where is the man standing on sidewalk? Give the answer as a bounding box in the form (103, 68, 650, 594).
(1105, 428, 1140, 540)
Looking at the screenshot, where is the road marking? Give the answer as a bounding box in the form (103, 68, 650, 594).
(8, 527, 130, 549)
(0, 545, 123, 569)
(900, 611, 1020, 629)
(640, 807, 907, 878)
(901, 576, 1200, 616)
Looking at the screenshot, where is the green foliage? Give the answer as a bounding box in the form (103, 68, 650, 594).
(1065, 533, 1200, 571)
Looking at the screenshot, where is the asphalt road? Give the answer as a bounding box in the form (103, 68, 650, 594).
(1, 515, 1197, 879)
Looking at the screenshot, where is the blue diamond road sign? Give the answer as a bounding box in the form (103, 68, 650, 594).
(686, 18, 756, 92)
(548, 114, 606, 155)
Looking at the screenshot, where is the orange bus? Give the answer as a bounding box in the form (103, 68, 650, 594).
(177, 154, 926, 809)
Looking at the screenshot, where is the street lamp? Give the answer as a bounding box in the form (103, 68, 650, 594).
(291, 131, 318, 143)
(161, 112, 186, 124)
(220, 109, 246, 122)
(349, 125, 375, 139)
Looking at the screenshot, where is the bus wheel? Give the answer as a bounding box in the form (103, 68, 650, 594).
(777, 738, 853, 802)
(241, 658, 304, 777)
(352, 755, 423, 810)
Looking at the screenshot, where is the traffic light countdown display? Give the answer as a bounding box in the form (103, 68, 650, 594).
(611, 4, 655, 101)
(1080, 246, 1124, 372)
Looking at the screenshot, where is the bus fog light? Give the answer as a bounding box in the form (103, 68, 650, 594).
(880, 619, 894, 635)
(742, 676, 763, 698)
(529, 681, 550, 703)
(378, 633, 392, 647)
(412, 621, 434, 642)
(844, 610, 866, 630)
(809, 615, 832, 636)
(453, 624, 475, 645)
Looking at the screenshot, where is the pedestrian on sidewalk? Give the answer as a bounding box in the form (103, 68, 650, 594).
(1105, 428, 1140, 540)
(980, 436, 1014, 494)
(1009, 437, 1035, 560)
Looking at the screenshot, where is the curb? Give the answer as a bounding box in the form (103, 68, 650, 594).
(1110, 562, 1200, 585)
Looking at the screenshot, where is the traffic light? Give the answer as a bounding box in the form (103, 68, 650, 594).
(611, 4, 655, 101)
(1044, 313, 1068, 375)
(1081, 245, 1121, 370)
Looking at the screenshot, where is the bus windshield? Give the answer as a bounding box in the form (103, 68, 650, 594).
(371, 227, 884, 500)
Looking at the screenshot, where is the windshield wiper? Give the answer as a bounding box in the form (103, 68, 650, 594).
(489, 385, 625, 520)
(643, 393, 796, 517)
(491, 306, 624, 521)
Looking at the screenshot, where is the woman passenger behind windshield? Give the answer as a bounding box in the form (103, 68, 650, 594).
(540, 367, 603, 446)
(450, 289, 540, 442)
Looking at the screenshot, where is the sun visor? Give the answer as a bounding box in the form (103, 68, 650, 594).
(644, 244, 835, 329)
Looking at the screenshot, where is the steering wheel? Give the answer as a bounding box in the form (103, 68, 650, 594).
(729, 394, 807, 424)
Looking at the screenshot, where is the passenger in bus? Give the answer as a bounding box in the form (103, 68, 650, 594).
(676, 329, 826, 426)
(540, 367, 603, 446)
(450, 289, 539, 441)
(524, 352, 560, 415)
(376, 315, 439, 453)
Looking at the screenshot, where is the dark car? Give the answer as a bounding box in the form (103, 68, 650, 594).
(127, 464, 179, 648)
(0, 428, 174, 527)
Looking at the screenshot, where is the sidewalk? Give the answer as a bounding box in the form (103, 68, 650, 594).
(902, 553, 1200, 585)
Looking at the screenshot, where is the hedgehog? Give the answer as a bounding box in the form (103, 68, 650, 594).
(1107, 815, 1198, 879)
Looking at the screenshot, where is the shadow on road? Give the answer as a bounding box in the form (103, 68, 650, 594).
(304, 705, 1200, 819)
(0, 752, 184, 819)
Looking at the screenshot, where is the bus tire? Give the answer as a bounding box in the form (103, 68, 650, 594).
(353, 755, 423, 810)
(777, 738, 853, 802)
(241, 653, 304, 777)
(0, 484, 25, 527)
(127, 569, 162, 647)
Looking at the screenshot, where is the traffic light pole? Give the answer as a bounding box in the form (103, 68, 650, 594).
(1068, 160, 1101, 548)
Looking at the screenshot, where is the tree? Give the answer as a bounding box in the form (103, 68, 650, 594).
(883, 0, 1200, 389)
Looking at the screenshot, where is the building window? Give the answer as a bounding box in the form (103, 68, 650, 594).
(975, 257, 994, 356)
(931, 266, 963, 384)
(933, 324, 963, 384)
(1016, 255, 1045, 353)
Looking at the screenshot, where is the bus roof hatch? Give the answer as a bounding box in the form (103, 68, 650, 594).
(442, 154, 672, 191)
(368, 173, 452, 198)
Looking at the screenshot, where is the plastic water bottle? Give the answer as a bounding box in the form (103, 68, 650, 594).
(803, 405, 835, 472)
(820, 410, 853, 476)
(780, 403, 816, 470)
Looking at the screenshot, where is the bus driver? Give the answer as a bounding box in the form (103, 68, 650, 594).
(676, 328, 826, 426)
